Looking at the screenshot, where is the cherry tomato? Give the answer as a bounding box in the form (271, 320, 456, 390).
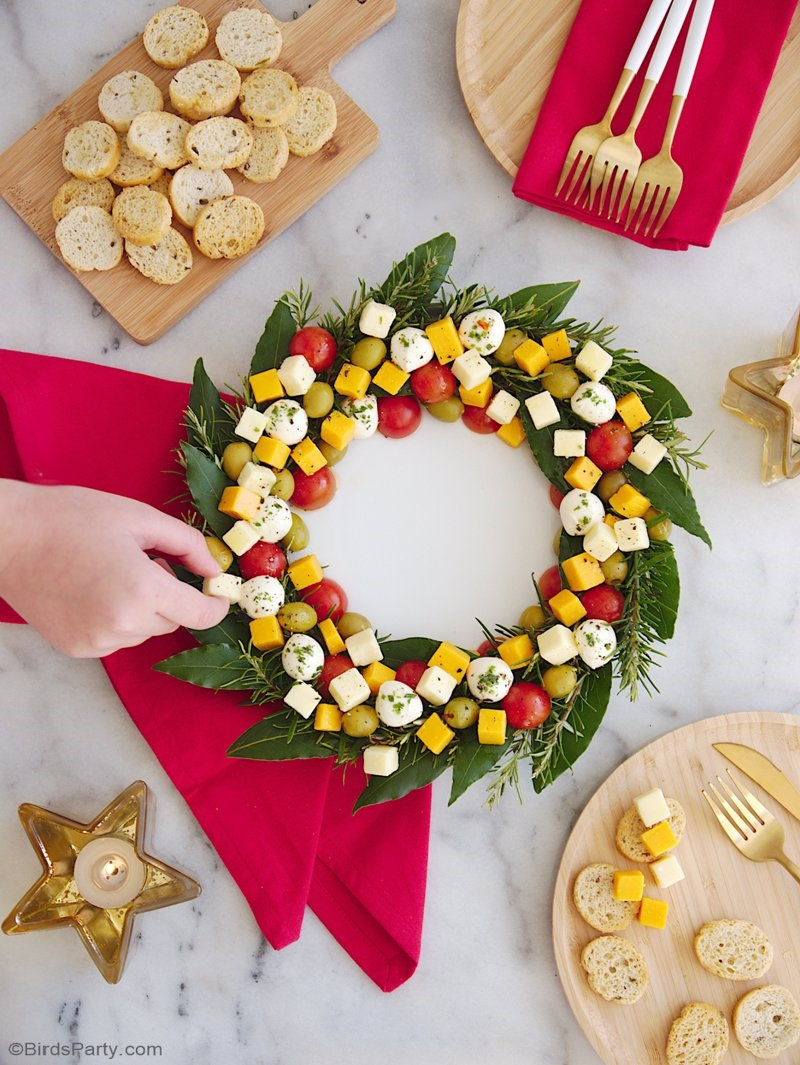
(475, 639, 495, 656)
(549, 484, 565, 509)
(394, 660, 428, 689)
(502, 682, 552, 730)
(239, 541, 287, 581)
(586, 421, 633, 471)
(377, 395, 422, 439)
(288, 326, 338, 372)
(538, 565, 562, 601)
(318, 654, 354, 695)
(301, 577, 348, 623)
(410, 362, 456, 405)
(290, 467, 337, 510)
(581, 584, 625, 623)
(461, 404, 501, 435)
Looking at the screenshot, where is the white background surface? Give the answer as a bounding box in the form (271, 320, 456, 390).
(2, 1, 800, 1063)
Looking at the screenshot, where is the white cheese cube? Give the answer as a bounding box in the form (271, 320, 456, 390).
(344, 628, 383, 668)
(222, 520, 261, 556)
(389, 327, 435, 372)
(363, 744, 399, 777)
(237, 461, 276, 497)
(329, 668, 371, 712)
(615, 517, 650, 552)
(583, 521, 618, 563)
(284, 682, 322, 719)
(525, 391, 560, 430)
(415, 666, 457, 707)
(650, 854, 685, 889)
(452, 350, 492, 391)
(554, 429, 586, 457)
(277, 355, 316, 397)
(634, 787, 671, 828)
(359, 299, 397, 339)
(486, 389, 520, 426)
(575, 340, 613, 382)
(537, 625, 578, 666)
(202, 573, 242, 604)
(235, 406, 269, 443)
(628, 433, 668, 475)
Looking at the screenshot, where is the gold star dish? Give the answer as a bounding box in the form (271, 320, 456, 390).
(2, 780, 200, 983)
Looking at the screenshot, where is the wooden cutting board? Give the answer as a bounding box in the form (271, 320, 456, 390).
(553, 711, 800, 1065)
(0, 0, 395, 344)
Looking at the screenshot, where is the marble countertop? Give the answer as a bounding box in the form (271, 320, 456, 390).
(2, 1, 800, 1062)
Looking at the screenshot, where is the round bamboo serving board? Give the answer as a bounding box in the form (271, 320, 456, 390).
(553, 711, 800, 1065)
(456, 0, 800, 226)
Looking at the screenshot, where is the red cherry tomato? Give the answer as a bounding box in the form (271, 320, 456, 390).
(581, 584, 625, 623)
(238, 541, 287, 581)
(461, 404, 501, 435)
(288, 326, 338, 372)
(319, 654, 354, 695)
(538, 565, 562, 602)
(300, 578, 348, 623)
(475, 639, 495, 656)
(394, 660, 428, 689)
(410, 362, 457, 405)
(290, 467, 337, 510)
(377, 395, 422, 439)
(502, 682, 552, 730)
(549, 484, 565, 509)
(586, 421, 633, 471)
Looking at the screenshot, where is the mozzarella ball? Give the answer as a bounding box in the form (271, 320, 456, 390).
(281, 634, 324, 682)
(574, 619, 617, 668)
(240, 575, 285, 619)
(375, 680, 423, 727)
(264, 398, 308, 445)
(466, 656, 514, 702)
(341, 395, 378, 439)
(560, 488, 605, 536)
(251, 496, 292, 542)
(458, 309, 506, 356)
(570, 382, 617, 425)
(390, 327, 434, 372)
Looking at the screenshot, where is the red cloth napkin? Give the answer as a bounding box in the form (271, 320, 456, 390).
(0, 348, 430, 991)
(512, 0, 797, 250)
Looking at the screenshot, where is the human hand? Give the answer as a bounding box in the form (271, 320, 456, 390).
(0, 480, 228, 657)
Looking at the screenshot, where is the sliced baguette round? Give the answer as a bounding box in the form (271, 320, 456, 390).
(112, 186, 172, 247)
(238, 126, 289, 183)
(734, 985, 800, 1059)
(147, 171, 173, 198)
(55, 205, 123, 272)
(98, 70, 163, 133)
(127, 111, 192, 170)
(185, 117, 253, 170)
(282, 85, 337, 157)
(666, 1003, 729, 1065)
(694, 919, 773, 981)
(573, 862, 638, 933)
(580, 935, 648, 1005)
(616, 797, 686, 863)
(239, 68, 298, 128)
(62, 121, 121, 180)
(193, 195, 265, 259)
(215, 8, 282, 70)
(169, 60, 241, 121)
(126, 228, 192, 285)
(170, 164, 234, 226)
(52, 178, 115, 223)
(143, 5, 209, 69)
(109, 143, 164, 187)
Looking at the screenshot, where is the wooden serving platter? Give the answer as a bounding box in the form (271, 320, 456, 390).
(0, 0, 395, 344)
(455, 0, 800, 226)
(553, 712, 800, 1065)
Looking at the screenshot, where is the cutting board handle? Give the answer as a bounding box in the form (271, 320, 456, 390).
(291, 0, 396, 71)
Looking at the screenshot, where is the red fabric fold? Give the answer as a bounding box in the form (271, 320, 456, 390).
(0, 347, 430, 990)
(512, 0, 797, 250)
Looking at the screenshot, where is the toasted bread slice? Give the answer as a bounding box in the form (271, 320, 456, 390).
(734, 985, 800, 1059)
(193, 195, 264, 260)
(112, 186, 172, 247)
(169, 60, 241, 121)
(573, 862, 638, 933)
(62, 121, 121, 181)
(616, 798, 686, 863)
(52, 178, 115, 223)
(55, 205, 123, 272)
(127, 111, 192, 170)
(282, 85, 336, 157)
(185, 117, 253, 170)
(238, 126, 289, 183)
(170, 164, 234, 227)
(580, 935, 648, 1005)
(666, 1003, 729, 1065)
(126, 228, 192, 285)
(694, 919, 773, 981)
(215, 8, 282, 71)
(98, 70, 163, 133)
(109, 143, 164, 188)
(240, 69, 298, 129)
(143, 6, 209, 68)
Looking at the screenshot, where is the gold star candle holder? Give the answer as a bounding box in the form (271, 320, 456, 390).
(722, 305, 800, 484)
(2, 781, 200, 983)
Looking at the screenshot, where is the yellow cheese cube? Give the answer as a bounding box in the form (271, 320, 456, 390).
(638, 896, 669, 929)
(253, 436, 290, 469)
(496, 416, 525, 448)
(249, 616, 284, 651)
(478, 708, 507, 745)
(416, 713, 455, 755)
(564, 456, 602, 491)
(425, 316, 465, 364)
(514, 339, 550, 377)
(218, 485, 260, 521)
(287, 554, 324, 591)
(372, 361, 409, 395)
(334, 363, 371, 400)
(362, 660, 397, 695)
(249, 368, 285, 404)
(320, 410, 357, 450)
(291, 438, 327, 476)
(616, 392, 652, 432)
(561, 553, 605, 592)
(497, 633, 534, 669)
(319, 618, 346, 656)
(640, 820, 679, 857)
(613, 869, 645, 902)
(428, 640, 471, 681)
(609, 483, 651, 519)
(314, 703, 343, 732)
(541, 328, 572, 363)
(548, 589, 586, 627)
(604, 514, 620, 528)
(459, 378, 494, 407)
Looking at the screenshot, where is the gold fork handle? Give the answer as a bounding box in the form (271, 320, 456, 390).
(777, 853, 800, 885)
(625, 78, 657, 135)
(601, 68, 637, 127)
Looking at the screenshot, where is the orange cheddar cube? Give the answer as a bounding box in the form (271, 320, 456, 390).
(497, 633, 534, 669)
(548, 589, 586, 627)
(613, 869, 645, 902)
(287, 554, 324, 591)
(319, 618, 346, 656)
(459, 378, 494, 407)
(253, 436, 290, 469)
(638, 896, 669, 929)
(561, 552, 605, 592)
(320, 410, 357, 450)
(564, 456, 602, 491)
(218, 485, 260, 521)
(425, 316, 464, 364)
(497, 416, 525, 448)
(541, 328, 572, 363)
(428, 641, 471, 681)
(514, 339, 550, 377)
(478, 708, 507, 745)
(609, 483, 651, 519)
(314, 703, 343, 732)
(291, 438, 327, 476)
(604, 514, 621, 528)
(640, 820, 678, 857)
(362, 661, 396, 695)
(249, 368, 285, 404)
(334, 363, 371, 400)
(416, 713, 455, 755)
(249, 616, 284, 651)
(372, 361, 409, 395)
(616, 392, 652, 432)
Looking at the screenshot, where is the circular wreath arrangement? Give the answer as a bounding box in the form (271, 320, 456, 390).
(157, 234, 709, 810)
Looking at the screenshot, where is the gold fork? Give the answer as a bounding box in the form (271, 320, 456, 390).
(702, 769, 800, 885)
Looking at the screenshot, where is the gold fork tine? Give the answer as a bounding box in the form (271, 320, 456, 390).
(707, 780, 751, 837)
(637, 184, 668, 236)
(560, 153, 591, 203)
(702, 786, 745, 845)
(715, 775, 762, 831)
(726, 769, 772, 821)
(649, 184, 681, 237)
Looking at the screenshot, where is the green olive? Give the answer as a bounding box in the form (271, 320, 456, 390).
(342, 706, 379, 738)
(282, 513, 309, 552)
(270, 468, 295, 500)
(319, 440, 348, 466)
(542, 664, 578, 700)
(601, 550, 629, 585)
(205, 535, 233, 573)
(645, 506, 672, 542)
(303, 382, 334, 420)
(442, 697, 479, 730)
(542, 364, 580, 400)
(553, 531, 562, 556)
(337, 612, 371, 639)
(277, 601, 318, 633)
(494, 327, 527, 366)
(519, 604, 547, 629)
(350, 337, 387, 371)
(426, 396, 464, 422)
(596, 469, 629, 503)
(221, 441, 252, 480)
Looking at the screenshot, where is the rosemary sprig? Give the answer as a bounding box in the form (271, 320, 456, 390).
(184, 407, 224, 462)
(284, 280, 320, 329)
(486, 732, 530, 808)
(649, 422, 711, 488)
(615, 548, 671, 699)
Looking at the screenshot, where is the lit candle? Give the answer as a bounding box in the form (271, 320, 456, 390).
(72, 837, 146, 909)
